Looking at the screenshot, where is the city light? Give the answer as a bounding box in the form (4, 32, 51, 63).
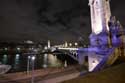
(17, 47, 21, 51)
(4, 48, 8, 51)
(69, 43, 72, 47)
(31, 56, 35, 61)
(75, 42, 78, 46)
(0, 0, 125, 83)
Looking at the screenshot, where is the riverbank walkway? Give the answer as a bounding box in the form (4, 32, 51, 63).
(0, 65, 87, 83)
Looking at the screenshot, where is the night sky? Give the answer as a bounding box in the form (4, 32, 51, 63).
(0, 0, 125, 44)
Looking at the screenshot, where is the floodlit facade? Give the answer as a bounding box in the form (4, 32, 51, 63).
(89, 0, 111, 34)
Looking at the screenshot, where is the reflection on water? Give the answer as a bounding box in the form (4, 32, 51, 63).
(48, 54, 62, 67)
(43, 54, 48, 68)
(13, 54, 20, 70)
(2, 54, 8, 64)
(0, 53, 63, 73)
(64, 60, 68, 67)
(42, 54, 62, 68)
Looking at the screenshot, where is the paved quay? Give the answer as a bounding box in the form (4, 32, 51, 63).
(62, 63, 125, 83)
(0, 65, 85, 83)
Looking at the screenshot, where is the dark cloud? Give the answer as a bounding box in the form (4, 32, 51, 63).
(110, 0, 125, 27)
(0, 0, 124, 44)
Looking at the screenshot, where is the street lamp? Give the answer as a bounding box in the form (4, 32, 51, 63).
(69, 43, 72, 47)
(31, 56, 36, 83)
(27, 56, 31, 74)
(75, 42, 78, 46)
(17, 47, 21, 51)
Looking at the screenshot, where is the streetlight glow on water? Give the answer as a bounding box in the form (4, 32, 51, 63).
(14, 54, 20, 70)
(0, 53, 66, 73)
(2, 54, 8, 64)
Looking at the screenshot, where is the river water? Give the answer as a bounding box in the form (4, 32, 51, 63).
(0, 53, 77, 73)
